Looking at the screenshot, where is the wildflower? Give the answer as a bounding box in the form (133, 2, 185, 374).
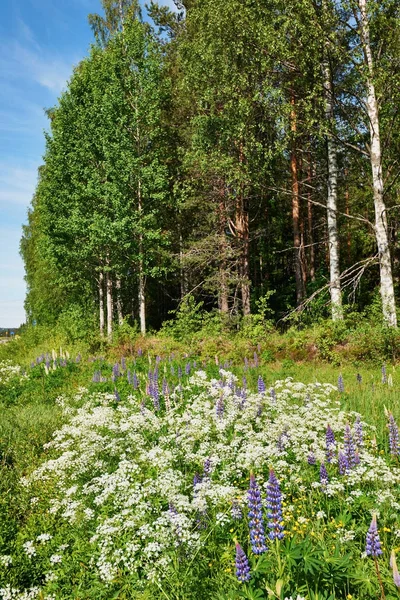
(320, 463, 329, 490)
(178, 366, 182, 379)
(254, 352, 259, 367)
(235, 543, 251, 582)
(326, 424, 336, 463)
(338, 374, 344, 393)
(203, 458, 212, 478)
(391, 550, 400, 587)
(344, 424, 357, 468)
(270, 387, 277, 404)
(355, 415, 363, 449)
(247, 474, 268, 554)
(307, 451, 316, 465)
(121, 357, 126, 371)
(231, 501, 243, 521)
(132, 372, 138, 389)
(266, 469, 284, 540)
(338, 451, 349, 475)
(258, 376, 266, 394)
(185, 362, 191, 375)
(382, 364, 387, 384)
(366, 514, 383, 557)
(388, 413, 400, 456)
(114, 389, 121, 403)
(216, 393, 224, 419)
(162, 377, 169, 396)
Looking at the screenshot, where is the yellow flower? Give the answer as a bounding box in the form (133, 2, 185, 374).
(347, 595, 353, 599)
(383, 527, 391, 532)
(229, 528, 234, 533)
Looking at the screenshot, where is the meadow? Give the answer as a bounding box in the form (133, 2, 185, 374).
(1, 337, 400, 599)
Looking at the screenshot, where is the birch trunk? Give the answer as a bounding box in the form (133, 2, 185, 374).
(116, 278, 123, 325)
(323, 57, 342, 320)
(358, 0, 397, 327)
(138, 178, 146, 335)
(106, 272, 113, 341)
(99, 271, 105, 338)
(290, 92, 305, 305)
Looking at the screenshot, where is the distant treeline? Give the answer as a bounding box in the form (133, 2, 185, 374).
(21, 0, 400, 337)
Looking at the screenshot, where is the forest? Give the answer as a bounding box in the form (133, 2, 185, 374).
(19, 0, 400, 340)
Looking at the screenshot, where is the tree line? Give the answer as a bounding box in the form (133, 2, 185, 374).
(20, 0, 400, 337)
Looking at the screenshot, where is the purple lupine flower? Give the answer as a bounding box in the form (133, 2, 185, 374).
(137, 348, 143, 357)
(266, 469, 284, 540)
(114, 389, 121, 402)
(366, 514, 383, 557)
(242, 376, 247, 389)
(354, 450, 360, 465)
(356, 372, 362, 384)
(170, 365, 175, 376)
(391, 551, 400, 587)
(162, 377, 169, 395)
(382, 364, 387, 384)
(231, 501, 243, 521)
(185, 362, 191, 375)
(307, 451, 316, 465)
(388, 413, 400, 456)
(121, 357, 126, 371)
(193, 473, 202, 492)
(355, 415, 363, 449)
(270, 387, 277, 404)
(338, 373, 344, 393)
(203, 458, 212, 478)
(320, 463, 329, 490)
(216, 393, 224, 419)
(235, 543, 251, 582)
(254, 352, 259, 367)
(258, 376, 266, 394)
(178, 366, 182, 379)
(92, 370, 100, 383)
(152, 380, 160, 411)
(156, 355, 161, 365)
(244, 357, 249, 370)
(127, 369, 132, 384)
(326, 425, 336, 463)
(344, 424, 357, 468)
(247, 474, 268, 554)
(338, 451, 349, 475)
(112, 363, 120, 379)
(132, 372, 138, 389)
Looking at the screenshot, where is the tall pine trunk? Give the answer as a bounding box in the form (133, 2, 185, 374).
(307, 157, 316, 282)
(323, 56, 342, 320)
(290, 92, 305, 305)
(99, 271, 105, 338)
(218, 187, 229, 313)
(358, 0, 397, 327)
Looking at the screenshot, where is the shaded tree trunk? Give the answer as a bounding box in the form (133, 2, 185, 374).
(218, 189, 229, 313)
(307, 157, 316, 282)
(290, 92, 305, 305)
(357, 0, 397, 327)
(138, 177, 146, 335)
(116, 278, 123, 325)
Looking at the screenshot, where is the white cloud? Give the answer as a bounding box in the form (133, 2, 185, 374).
(0, 164, 38, 208)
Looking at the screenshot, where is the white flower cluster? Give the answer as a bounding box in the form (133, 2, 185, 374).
(0, 361, 26, 386)
(13, 371, 400, 593)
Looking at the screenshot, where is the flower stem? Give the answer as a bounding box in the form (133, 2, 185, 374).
(374, 557, 386, 600)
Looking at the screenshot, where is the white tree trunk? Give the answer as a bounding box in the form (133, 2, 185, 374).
(358, 0, 397, 327)
(323, 56, 342, 320)
(99, 271, 105, 337)
(138, 178, 146, 335)
(116, 278, 123, 325)
(106, 272, 113, 341)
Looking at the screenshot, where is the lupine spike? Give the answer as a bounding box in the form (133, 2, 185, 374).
(320, 463, 329, 490)
(266, 469, 284, 540)
(247, 474, 268, 554)
(355, 415, 363, 449)
(338, 451, 349, 475)
(270, 387, 277, 404)
(235, 543, 251, 582)
(382, 364, 387, 384)
(338, 373, 344, 393)
(344, 424, 357, 468)
(388, 412, 400, 456)
(216, 393, 224, 419)
(307, 451, 316, 465)
(366, 514, 383, 557)
(326, 424, 336, 463)
(257, 376, 266, 394)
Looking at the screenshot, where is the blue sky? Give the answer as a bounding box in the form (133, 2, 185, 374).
(0, 0, 174, 328)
